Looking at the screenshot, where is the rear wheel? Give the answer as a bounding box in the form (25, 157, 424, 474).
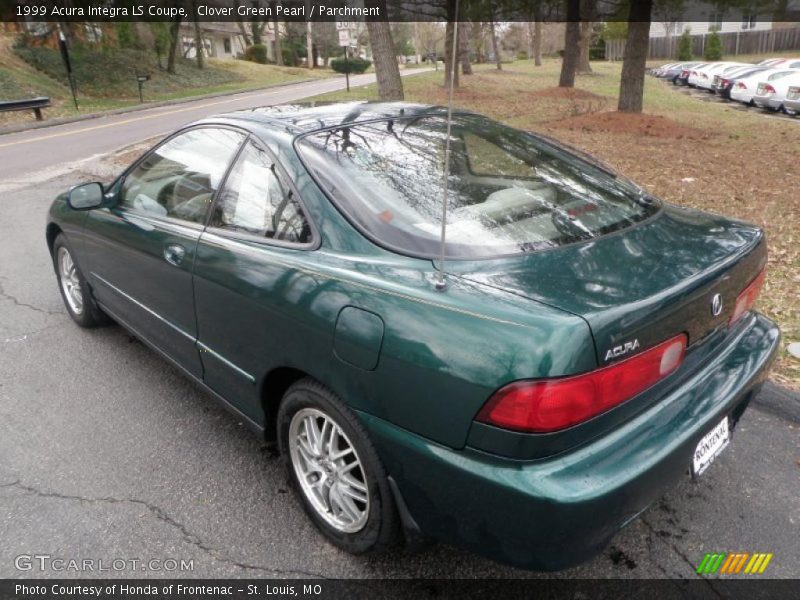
(52, 234, 107, 327)
(277, 378, 399, 554)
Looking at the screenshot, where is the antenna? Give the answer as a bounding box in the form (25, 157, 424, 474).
(435, 1, 460, 291)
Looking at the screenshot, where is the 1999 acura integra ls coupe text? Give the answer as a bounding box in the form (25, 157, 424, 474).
(47, 103, 779, 570)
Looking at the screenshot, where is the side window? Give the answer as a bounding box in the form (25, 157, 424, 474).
(210, 141, 312, 244)
(462, 132, 536, 179)
(119, 128, 245, 224)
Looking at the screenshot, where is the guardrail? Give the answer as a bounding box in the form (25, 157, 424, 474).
(0, 97, 51, 121)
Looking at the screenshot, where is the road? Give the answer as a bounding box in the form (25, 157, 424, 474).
(0, 70, 428, 183)
(0, 90, 798, 585)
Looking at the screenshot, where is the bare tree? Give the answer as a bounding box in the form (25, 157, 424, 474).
(444, 20, 459, 88)
(618, 0, 653, 112)
(167, 14, 182, 74)
(577, 23, 592, 73)
(306, 21, 314, 68)
(416, 21, 445, 61)
(559, 0, 581, 87)
(459, 21, 472, 74)
(367, 19, 404, 100)
(273, 15, 283, 65)
(190, 0, 204, 69)
(489, 19, 501, 70)
(654, 0, 686, 59)
(233, 0, 251, 46)
(533, 20, 543, 65)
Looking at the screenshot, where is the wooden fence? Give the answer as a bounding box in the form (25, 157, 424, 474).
(605, 26, 800, 61)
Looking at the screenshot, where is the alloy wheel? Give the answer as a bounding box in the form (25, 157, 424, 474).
(288, 408, 369, 533)
(58, 247, 84, 315)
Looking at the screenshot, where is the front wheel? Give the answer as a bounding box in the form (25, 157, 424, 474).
(277, 378, 399, 554)
(52, 234, 107, 327)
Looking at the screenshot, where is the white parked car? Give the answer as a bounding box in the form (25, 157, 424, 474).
(712, 65, 763, 94)
(753, 71, 800, 111)
(687, 63, 719, 87)
(730, 68, 800, 104)
(767, 58, 800, 69)
(695, 63, 752, 91)
(783, 85, 800, 115)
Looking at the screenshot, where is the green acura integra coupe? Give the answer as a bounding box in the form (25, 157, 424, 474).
(46, 103, 779, 570)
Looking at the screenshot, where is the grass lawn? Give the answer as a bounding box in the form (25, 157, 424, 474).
(307, 58, 800, 388)
(0, 38, 335, 126)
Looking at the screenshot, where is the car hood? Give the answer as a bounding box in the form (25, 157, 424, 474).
(448, 205, 766, 366)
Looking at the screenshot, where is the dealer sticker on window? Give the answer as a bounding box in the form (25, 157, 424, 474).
(693, 417, 730, 477)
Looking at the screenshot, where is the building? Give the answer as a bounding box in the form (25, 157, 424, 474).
(650, 3, 773, 38)
(179, 22, 278, 61)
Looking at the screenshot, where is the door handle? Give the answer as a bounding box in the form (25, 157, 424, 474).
(164, 243, 186, 266)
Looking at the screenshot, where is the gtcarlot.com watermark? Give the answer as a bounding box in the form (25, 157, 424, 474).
(15, 554, 194, 573)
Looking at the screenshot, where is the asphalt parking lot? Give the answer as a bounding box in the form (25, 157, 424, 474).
(666, 81, 800, 123)
(0, 148, 799, 583)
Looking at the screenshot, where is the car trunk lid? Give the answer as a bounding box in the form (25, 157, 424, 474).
(448, 206, 766, 367)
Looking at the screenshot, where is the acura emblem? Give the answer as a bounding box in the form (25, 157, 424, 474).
(711, 293, 723, 317)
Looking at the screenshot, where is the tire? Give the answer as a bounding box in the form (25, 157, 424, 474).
(277, 378, 399, 554)
(52, 234, 107, 327)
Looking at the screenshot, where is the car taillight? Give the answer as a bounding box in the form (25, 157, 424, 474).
(764, 84, 776, 94)
(730, 268, 766, 325)
(476, 334, 688, 433)
(681, 70, 689, 76)
(721, 78, 729, 86)
(737, 81, 747, 89)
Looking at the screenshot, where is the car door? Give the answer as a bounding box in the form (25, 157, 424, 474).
(192, 138, 316, 422)
(82, 126, 247, 378)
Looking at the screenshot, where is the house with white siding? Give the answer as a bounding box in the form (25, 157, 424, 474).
(650, 2, 774, 38)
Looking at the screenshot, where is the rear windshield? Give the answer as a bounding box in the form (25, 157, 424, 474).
(296, 114, 659, 258)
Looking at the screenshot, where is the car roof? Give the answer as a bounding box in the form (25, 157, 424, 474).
(210, 102, 449, 135)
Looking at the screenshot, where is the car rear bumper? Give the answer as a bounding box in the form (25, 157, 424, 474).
(362, 312, 780, 570)
(753, 95, 782, 109)
(783, 98, 800, 114)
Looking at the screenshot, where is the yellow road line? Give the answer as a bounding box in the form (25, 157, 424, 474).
(0, 87, 291, 149)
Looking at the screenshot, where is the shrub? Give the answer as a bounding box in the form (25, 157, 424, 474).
(704, 28, 723, 61)
(245, 44, 268, 64)
(330, 56, 371, 74)
(678, 28, 693, 60)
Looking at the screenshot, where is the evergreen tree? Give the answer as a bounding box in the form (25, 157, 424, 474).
(678, 27, 692, 60)
(704, 28, 723, 61)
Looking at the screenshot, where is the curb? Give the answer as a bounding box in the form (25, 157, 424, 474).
(0, 76, 328, 137)
(752, 381, 800, 423)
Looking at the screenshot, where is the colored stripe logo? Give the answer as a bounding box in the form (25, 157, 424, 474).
(697, 552, 773, 574)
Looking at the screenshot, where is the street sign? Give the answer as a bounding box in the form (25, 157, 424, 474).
(336, 21, 354, 31)
(338, 30, 351, 47)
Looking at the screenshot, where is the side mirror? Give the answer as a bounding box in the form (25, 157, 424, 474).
(68, 182, 105, 210)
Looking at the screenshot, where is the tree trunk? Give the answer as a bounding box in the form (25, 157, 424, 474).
(534, 19, 542, 66)
(559, 0, 581, 87)
(459, 22, 472, 75)
(306, 21, 313, 68)
(444, 20, 459, 88)
(526, 21, 533, 59)
(233, 0, 251, 46)
(490, 20, 501, 70)
(618, 0, 653, 113)
(167, 16, 181, 74)
(189, 0, 204, 69)
(578, 21, 593, 73)
(413, 21, 421, 64)
(366, 20, 404, 100)
(273, 18, 283, 65)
